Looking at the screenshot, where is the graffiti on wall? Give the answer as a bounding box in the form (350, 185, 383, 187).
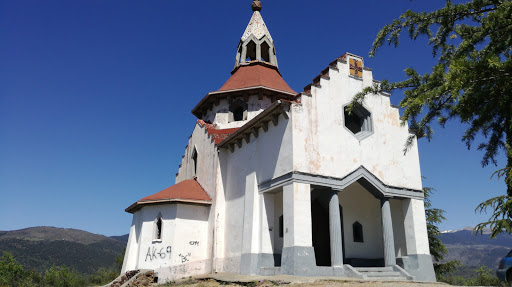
(145, 246, 172, 262)
(144, 241, 200, 263)
(178, 252, 191, 263)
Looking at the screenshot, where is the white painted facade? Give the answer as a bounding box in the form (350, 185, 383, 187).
(122, 3, 435, 283)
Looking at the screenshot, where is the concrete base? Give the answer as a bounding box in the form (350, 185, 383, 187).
(398, 254, 436, 282)
(281, 246, 317, 275)
(241, 253, 276, 275)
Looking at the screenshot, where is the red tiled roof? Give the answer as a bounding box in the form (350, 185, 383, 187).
(125, 180, 212, 213)
(141, 179, 211, 202)
(218, 63, 296, 94)
(208, 128, 240, 144)
(196, 119, 240, 145)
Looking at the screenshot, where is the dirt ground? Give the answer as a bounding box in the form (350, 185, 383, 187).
(162, 277, 451, 287)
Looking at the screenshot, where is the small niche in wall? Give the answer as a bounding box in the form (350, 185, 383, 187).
(279, 215, 283, 238)
(353, 221, 363, 243)
(229, 99, 248, 122)
(154, 214, 163, 241)
(192, 148, 198, 176)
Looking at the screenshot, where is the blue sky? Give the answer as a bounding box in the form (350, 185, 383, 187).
(0, 0, 506, 236)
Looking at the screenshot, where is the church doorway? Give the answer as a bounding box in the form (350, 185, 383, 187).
(311, 190, 345, 267)
(311, 199, 330, 266)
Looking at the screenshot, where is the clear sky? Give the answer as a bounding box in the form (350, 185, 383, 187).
(0, 0, 506, 236)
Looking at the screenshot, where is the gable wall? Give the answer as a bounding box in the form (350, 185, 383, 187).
(292, 59, 422, 190)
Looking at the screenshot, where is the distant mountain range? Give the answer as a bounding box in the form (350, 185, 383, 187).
(439, 227, 512, 277)
(1, 226, 511, 277)
(0, 227, 127, 275)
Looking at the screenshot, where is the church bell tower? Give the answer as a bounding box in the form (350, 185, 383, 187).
(234, 0, 278, 69)
(191, 0, 296, 129)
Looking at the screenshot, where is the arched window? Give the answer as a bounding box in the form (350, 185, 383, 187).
(154, 213, 163, 240)
(229, 99, 248, 122)
(261, 41, 270, 62)
(245, 40, 257, 61)
(191, 148, 198, 176)
(353, 221, 363, 243)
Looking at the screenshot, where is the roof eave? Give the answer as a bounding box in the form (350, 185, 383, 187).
(191, 86, 297, 118)
(217, 99, 292, 148)
(125, 198, 212, 214)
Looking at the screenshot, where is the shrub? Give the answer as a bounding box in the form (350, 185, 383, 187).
(0, 251, 25, 287)
(43, 266, 86, 287)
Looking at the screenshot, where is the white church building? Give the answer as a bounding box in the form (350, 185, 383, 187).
(121, 0, 436, 283)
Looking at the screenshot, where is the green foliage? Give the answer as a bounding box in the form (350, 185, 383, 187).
(0, 237, 125, 275)
(87, 266, 120, 285)
(0, 250, 125, 287)
(42, 266, 86, 287)
(353, 0, 512, 238)
(115, 247, 125, 273)
(439, 265, 506, 286)
(0, 251, 24, 287)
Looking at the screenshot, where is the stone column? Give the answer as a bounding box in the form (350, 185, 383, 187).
(256, 43, 261, 61)
(268, 46, 274, 64)
(328, 191, 343, 267)
(381, 198, 396, 266)
(241, 45, 247, 63)
(281, 182, 316, 275)
(240, 172, 260, 275)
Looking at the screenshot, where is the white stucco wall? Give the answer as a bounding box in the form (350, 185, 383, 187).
(174, 120, 223, 275)
(175, 122, 218, 193)
(292, 56, 423, 191)
(403, 198, 430, 255)
(390, 199, 407, 257)
(123, 204, 210, 282)
(122, 212, 143, 273)
(339, 182, 383, 259)
(133, 205, 178, 270)
(218, 112, 292, 271)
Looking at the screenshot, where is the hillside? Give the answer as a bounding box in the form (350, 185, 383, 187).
(0, 227, 126, 275)
(2, 225, 511, 278)
(438, 228, 512, 277)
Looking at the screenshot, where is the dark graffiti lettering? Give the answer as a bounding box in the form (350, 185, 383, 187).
(158, 248, 166, 259)
(145, 247, 152, 262)
(178, 252, 191, 263)
(145, 246, 172, 262)
(189, 241, 199, 246)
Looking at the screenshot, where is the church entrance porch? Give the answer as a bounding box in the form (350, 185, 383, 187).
(309, 183, 402, 269)
(261, 179, 416, 279)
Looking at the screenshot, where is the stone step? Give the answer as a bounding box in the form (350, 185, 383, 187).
(364, 271, 401, 277)
(366, 276, 407, 281)
(355, 267, 394, 272)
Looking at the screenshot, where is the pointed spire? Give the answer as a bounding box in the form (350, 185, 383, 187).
(234, 0, 278, 69)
